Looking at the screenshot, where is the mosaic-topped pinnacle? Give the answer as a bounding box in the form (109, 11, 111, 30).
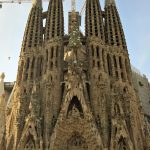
(105, 0, 116, 7)
(32, 0, 42, 9)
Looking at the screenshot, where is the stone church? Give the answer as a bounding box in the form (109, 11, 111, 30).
(0, 0, 150, 149)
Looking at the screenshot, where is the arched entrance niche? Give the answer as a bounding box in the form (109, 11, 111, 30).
(67, 96, 84, 118)
(67, 132, 88, 150)
(118, 136, 128, 150)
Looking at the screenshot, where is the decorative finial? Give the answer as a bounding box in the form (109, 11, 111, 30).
(32, 0, 42, 9)
(105, 0, 116, 7)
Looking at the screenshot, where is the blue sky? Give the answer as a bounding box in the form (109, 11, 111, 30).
(0, 0, 150, 82)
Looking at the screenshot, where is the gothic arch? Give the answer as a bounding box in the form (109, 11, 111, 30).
(67, 96, 84, 118)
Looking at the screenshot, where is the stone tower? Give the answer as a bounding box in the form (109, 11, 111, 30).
(2, 0, 149, 149)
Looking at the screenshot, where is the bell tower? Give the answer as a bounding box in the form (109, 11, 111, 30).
(6, 0, 43, 149)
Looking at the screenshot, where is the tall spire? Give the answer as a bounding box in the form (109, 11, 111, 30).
(104, 0, 127, 49)
(85, 0, 104, 40)
(16, 0, 43, 83)
(21, 0, 43, 52)
(45, 0, 64, 41)
(6, 2, 44, 148)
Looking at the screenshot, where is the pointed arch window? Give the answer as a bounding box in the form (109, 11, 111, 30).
(67, 96, 84, 118)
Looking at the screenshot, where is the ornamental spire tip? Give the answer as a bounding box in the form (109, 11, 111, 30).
(105, 0, 116, 7)
(32, 0, 42, 9)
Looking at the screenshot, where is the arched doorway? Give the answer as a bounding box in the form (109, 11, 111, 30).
(67, 96, 84, 118)
(67, 132, 88, 150)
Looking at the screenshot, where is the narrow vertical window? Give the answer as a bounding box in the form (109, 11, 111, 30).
(56, 46, 58, 57)
(31, 57, 35, 69)
(46, 49, 48, 62)
(93, 60, 95, 67)
(26, 57, 30, 70)
(107, 54, 112, 76)
(51, 47, 54, 58)
(113, 55, 117, 68)
(91, 45, 94, 57)
(119, 56, 122, 69)
(51, 62, 53, 69)
(96, 46, 99, 58)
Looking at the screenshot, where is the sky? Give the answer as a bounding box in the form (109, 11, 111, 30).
(0, 0, 150, 82)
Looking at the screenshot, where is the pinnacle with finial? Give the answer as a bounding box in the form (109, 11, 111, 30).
(105, 0, 116, 7)
(32, 0, 42, 9)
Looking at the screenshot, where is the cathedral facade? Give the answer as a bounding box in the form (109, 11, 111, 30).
(1, 0, 150, 149)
